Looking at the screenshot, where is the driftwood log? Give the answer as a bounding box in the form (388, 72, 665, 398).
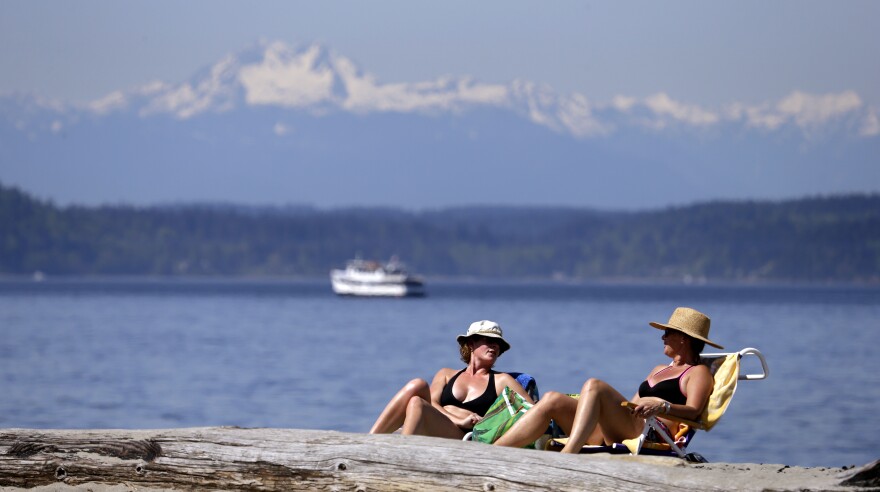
(0, 427, 876, 491)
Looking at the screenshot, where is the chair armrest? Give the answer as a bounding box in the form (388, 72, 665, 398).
(620, 401, 705, 430)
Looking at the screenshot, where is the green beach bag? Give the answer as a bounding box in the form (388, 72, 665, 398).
(471, 386, 534, 447)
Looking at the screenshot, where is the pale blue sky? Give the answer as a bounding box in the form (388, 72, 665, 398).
(1, 0, 878, 107)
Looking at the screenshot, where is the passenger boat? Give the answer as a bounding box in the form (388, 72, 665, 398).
(330, 257, 426, 297)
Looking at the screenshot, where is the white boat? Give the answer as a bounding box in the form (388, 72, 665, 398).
(330, 257, 426, 297)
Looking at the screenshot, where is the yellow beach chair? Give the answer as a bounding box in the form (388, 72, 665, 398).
(550, 347, 769, 461)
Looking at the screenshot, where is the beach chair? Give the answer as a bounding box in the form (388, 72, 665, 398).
(549, 347, 769, 461)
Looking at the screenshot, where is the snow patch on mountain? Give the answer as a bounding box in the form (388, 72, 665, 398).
(87, 91, 128, 115)
(723, 90, 872, 136)
(643, 93, 720, 127)
(141, 54, 242, 119)
(860, 108, 879, 137)
(239, 42, 342, 109)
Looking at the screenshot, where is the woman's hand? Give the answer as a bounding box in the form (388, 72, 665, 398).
(632, 397, 667, 418)
(453, 412, 482, 430)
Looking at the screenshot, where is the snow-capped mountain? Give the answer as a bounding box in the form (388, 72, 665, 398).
(1, 40, 877, 209)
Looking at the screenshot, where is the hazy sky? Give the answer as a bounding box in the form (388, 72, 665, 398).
(1, 0, 878, 107)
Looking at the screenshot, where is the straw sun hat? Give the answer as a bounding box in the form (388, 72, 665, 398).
(457, 320, 511, 354)
(649, 307, 724, 349)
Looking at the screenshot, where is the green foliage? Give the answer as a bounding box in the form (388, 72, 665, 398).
(2, 182, 878, 282)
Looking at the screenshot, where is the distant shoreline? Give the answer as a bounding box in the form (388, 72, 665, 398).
(2, 273, 878, 288)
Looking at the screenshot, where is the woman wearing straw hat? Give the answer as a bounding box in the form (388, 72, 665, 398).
(494, 307, 721, 452)
(369, 320, 533, 438)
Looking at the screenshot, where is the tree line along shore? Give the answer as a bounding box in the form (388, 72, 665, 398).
(2, 183, 879, 283)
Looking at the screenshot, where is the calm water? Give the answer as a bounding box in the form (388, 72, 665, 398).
(1, 277, 878, 467)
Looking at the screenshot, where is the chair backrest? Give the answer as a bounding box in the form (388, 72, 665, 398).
(507, 372, 540, 402)
(698, 348, 769, 430)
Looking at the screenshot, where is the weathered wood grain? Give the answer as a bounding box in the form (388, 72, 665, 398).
(0, 428, 872, 491)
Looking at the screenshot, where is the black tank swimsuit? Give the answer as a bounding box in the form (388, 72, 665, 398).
(439, 369, 497, 416)
(637, 365, 694, 405)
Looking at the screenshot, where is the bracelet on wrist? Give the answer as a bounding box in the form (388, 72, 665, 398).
(663, 401, 671, 414)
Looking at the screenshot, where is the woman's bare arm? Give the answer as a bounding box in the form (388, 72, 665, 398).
(495, 373, 534, 404)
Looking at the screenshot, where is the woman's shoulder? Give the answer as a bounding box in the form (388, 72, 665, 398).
(684, 363, 713, 383)
(434, 367, 461, 379)
(494, 371, 517, 384)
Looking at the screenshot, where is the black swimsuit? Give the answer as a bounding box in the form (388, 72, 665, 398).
(439, 369, 497, 416)
(637, 365, 694, 405)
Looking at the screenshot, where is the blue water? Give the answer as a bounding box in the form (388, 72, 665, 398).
(1, 278, 878, 467)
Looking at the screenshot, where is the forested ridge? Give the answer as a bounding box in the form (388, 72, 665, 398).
(2, 183, 878, 282)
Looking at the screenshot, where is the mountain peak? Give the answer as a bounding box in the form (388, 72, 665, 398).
(237, 41, 349, 110)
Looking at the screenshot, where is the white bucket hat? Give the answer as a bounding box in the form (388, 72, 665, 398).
(456, 320, 510, 353)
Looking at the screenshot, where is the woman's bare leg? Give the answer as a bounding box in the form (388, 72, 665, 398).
(401, 397, 465, 438)
(369, 379, 430, 434)
(493, 391, 579, 448)
(560, 378, 642, 453)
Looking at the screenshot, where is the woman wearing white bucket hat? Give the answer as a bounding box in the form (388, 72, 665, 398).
(495, 307, 720, 451)
(369, 320, 533, 438)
